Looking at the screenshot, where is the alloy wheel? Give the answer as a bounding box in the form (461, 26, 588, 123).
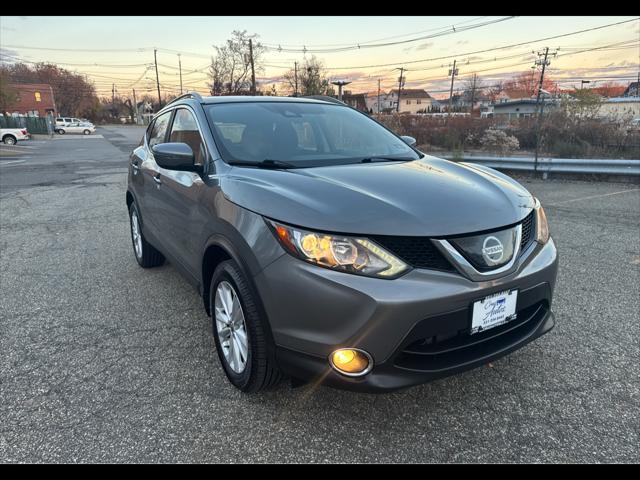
(130, 210, 143, 259)
(214, 281, 249, 374)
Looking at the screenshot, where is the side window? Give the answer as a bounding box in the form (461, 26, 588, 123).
(169, 108, 206, 165)
(148, 111, 172, 148)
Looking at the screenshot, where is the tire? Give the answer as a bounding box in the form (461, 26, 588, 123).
(210, 260, 284, 393)
(57, 129, 65, 135)
(3, 135, 16, 145)
(128, 202, 164, 268)
(83, 130, 91, 135)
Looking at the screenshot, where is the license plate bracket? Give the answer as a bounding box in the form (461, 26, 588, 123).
(471, 289, 518, 335)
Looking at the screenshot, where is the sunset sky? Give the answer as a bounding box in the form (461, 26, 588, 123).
(1, 16, 638, 100)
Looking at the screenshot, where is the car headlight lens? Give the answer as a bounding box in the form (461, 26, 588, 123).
(267, 220, 409, 278)
(534, 197, 550, 244)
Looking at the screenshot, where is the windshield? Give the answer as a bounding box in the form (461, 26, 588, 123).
(204, 102, 420, 167)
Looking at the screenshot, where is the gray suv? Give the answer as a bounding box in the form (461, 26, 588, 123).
(126, 93, 558, 393)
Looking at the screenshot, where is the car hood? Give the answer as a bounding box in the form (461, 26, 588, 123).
(220, 156, 535, 236)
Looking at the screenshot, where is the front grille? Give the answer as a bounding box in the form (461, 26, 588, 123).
(370, 235, 455, 272)
(371, 210, 535, 274)
(393, 283, 551, 372)
(520, 210, 535, 252)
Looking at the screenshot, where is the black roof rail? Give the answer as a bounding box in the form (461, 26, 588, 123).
(301, 95, 346, 105)
(164, 91, 204, 108)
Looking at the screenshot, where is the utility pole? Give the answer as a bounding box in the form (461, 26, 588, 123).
(448, 60, 458, 116)
(249, 39, 256, 96)
(294, 61, 298, 97)
(154, 48, 162, 108)
(111, 83, 116, 120)
(132, 89, 139, 125)
(533, 47, 552, 174)
(469, 73, 477, 116)
(377, 78, 381, 114)
(178, 54, 183, 94)
(395, 67, 405, 113)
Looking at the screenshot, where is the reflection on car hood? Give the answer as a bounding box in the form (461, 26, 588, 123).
(220, 155, 535, 236)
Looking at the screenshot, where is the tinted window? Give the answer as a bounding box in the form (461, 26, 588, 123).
(205, 102, 419, 166)
(169, 109, 206, 165)
(147, 111, 172, 147)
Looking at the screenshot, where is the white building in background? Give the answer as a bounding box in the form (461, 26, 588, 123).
(597, 97, 640, 122)
(364, 91, 394, 113)
(364, 89, 436, 113)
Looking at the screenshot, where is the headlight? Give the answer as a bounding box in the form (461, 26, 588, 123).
(534, 197, 550, 244)
(266, 219, 409, 278)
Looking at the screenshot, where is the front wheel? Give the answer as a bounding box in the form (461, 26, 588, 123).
(3, 135, 16, 145)
(210, 260, 284, 393)
(57, 129, 65, 135)
(83, 129, 91, 135)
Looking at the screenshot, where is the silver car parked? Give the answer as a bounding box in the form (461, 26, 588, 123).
(56, 122, 95, 135)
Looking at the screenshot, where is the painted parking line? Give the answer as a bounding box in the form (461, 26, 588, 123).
(52, 135, 104, 139)
(0, 144, 38, 149)
(0, 159, 27, 166)
(553, 188, 640, 205)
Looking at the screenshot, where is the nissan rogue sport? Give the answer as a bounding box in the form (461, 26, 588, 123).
(126, 92, 558, 393)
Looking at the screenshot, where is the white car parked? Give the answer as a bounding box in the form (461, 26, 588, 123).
(55, 117, 83, 127)
(56, 122, 96, 135)
(1, 127, 30, 144)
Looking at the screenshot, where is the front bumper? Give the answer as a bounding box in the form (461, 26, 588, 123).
(254, 238, 558, 392)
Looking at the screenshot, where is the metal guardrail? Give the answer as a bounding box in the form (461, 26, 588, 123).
(440, 155, 640, 176)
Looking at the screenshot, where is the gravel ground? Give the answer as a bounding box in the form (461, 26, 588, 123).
(0, 126, 638, 463)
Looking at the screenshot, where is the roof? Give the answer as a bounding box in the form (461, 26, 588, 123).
(8, 83, 55, 91)
(390, 89, 432, 99)
(199, 95, 336, 105)
(604, 96, 640, 103)
(492, 98, 557, 107)
(623, 81, 638, 96)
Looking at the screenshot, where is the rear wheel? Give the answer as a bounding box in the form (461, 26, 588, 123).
(3, 135, 16, 145)
(128, 202, 164, 268)
(210, 260, 284, 393)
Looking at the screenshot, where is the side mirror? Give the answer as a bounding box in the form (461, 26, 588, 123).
(400, 135, 417, 147)
(151, 143, 201, 172)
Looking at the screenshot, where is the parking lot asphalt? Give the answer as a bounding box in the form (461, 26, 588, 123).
(0, 125, 638, 463)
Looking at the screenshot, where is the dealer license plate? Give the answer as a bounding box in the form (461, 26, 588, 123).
(471, 289, 518, 335)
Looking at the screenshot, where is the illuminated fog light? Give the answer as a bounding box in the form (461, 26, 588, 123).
(329, 348, 373, 377)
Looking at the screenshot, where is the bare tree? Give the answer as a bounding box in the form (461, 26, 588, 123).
(282, 56, 334, 96)
(462, 73, 486, 113)
(487, 81, 504, 103)
(208, 30, 265, 96)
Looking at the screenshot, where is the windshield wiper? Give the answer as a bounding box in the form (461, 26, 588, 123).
(228, 159, 298, 169)
(359, 157, 415, 163)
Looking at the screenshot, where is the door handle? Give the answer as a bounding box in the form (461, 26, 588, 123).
(153, 174, 162, 185)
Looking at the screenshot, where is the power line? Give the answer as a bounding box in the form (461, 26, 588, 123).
(321, 17, 639, 70)
(263, 17, 517, 54)
(261, 16, 489, 49)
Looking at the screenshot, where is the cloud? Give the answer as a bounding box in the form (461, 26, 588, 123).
(415, 42, 433, 51)
(0, 48, 20, 63)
